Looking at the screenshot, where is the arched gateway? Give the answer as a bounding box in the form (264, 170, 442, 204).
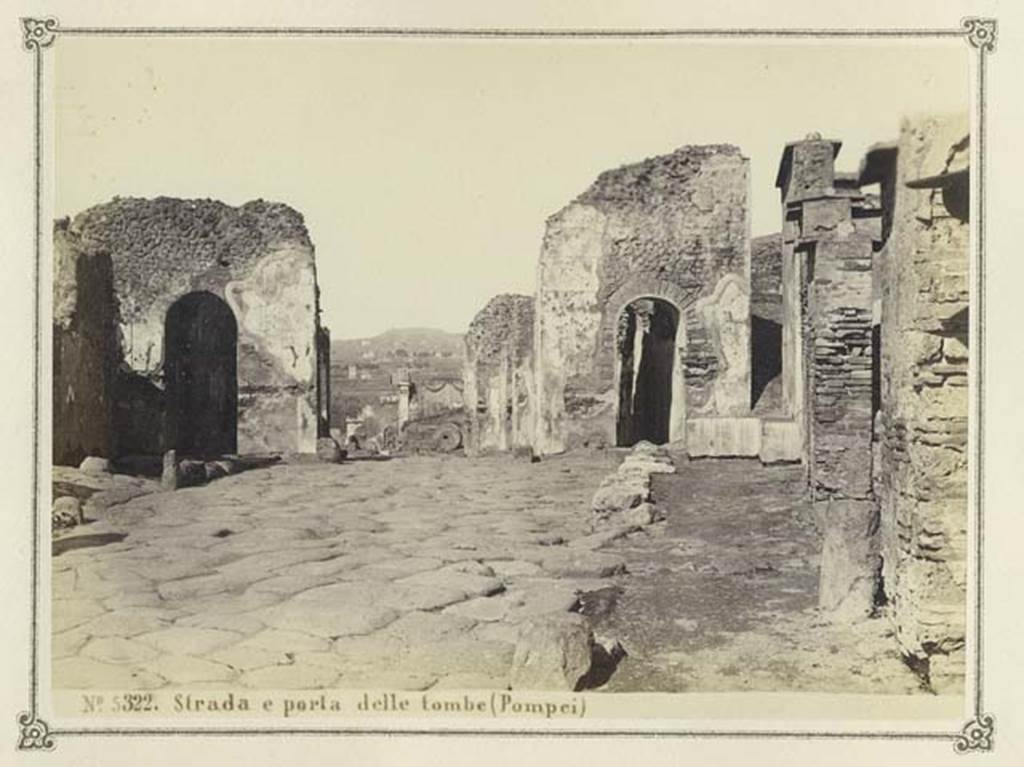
(164, 291, 238, 456)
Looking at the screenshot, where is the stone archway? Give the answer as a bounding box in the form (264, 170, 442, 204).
(615, 297, 681, 446)
(164, 291, 238, 456)
(599, 275, 697, 448)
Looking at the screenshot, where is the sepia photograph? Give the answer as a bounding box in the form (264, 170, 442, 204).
(4, 0, 1023, 761)
(48, 31, 971, 698)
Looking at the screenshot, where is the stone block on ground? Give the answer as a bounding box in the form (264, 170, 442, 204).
(52, 496, 83, 530)
(622, 502, 663, 527)
(539, 549, 627, 579)
(591, 481, 647, 515)
(510, 613, 595, 691)
(817, 499, 881, 619)
(79, 456, 111, 475)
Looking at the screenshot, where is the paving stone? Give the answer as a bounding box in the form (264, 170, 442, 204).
(504, 582, 581, 620)
(439, 560, 496, 577)
(52, 569, 77, 593)
(205, 645, 290, 672)
(382, 584, 469, 613)
(334, 671, 437, 691)
(136, 627, 243, 655)
(340, 557, 445, 582)
(538, 549, 627, 578)
(394, 570, 504, 600)
(432, 672, 511, 690)
(331, 634, 407, 667)
(143, 655, 238, 684)
(80, 607, 177, 637)
(101, 590, 165, 610)
(442, 595, 513, 623)
(377, 611, 477, 644)
(255, 584, 400, 638)
(81, 636, 162, 665)
(174, 612, 267, 635)
(273, 555, 363, 579)
(157, 573, 231, 601)
(169, 589, 284, 616)
(399, 640, 515, 679)
(288, 651, 349, 672)
(53, 598, 108, 633)
(471, 621, 522, 645)
(486, 559, 543, 578)
(239, 663, 340, 689)
(246, 573, 334, 596)
(218, 546, 338, 581)
(52, 626, 92, 659)
(52, 657, 166, 689)
(237, 629, 330, 653)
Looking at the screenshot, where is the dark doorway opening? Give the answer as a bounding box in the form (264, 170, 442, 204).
(616, 298, 678, 446)
(164, 292, 238, 456)
(751, 315, 783, 411)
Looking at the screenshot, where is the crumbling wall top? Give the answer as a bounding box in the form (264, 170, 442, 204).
(69, 197, 314, 323)
(573, 144, 746, 214)
(465, 293, 534, 363)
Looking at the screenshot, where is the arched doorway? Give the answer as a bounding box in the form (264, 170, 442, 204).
(164, 292, 238, 456)
(615, 298, 681, 446)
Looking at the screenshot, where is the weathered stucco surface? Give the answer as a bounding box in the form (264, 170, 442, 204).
(873, 114, 969, 692)
(534, 145, 752, 454)
(67, 197, 325, 456)
(465, 294, 535, 453)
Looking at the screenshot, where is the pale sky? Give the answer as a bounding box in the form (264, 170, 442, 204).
(55, 37, 968, 339)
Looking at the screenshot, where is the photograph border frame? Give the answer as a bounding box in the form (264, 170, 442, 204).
(15, 15, 998, 753)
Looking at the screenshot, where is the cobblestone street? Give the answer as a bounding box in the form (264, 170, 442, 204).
(52, 452, 923, 693)
(53, 453, 621, 690)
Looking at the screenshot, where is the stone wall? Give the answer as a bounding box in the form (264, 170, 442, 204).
(873, 114, 969, 692)
(464, 294, 535, 453)
(534, 145, 752, 454)
(751, 234, 783, 324)
(52, 221, 118, 466)
(67, 197, 327, 456)
(776, 136, 884, 617)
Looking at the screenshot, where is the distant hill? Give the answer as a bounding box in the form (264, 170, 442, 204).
(331, 327, 465, 365)
(329, 327, 466, 429)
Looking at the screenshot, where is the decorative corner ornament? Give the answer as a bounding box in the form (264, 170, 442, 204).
(961, 17, 997, 52)
(953, 714, 994, 754)
(21, 17, 59, 51)
(16, 711, 55, 751)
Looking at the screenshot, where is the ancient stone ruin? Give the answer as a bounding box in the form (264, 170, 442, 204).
(461, 114, 969, 691)
(464, 294, 535, 455)
(533, 145, 752, 456)
(53, 197, 331, 467)
(871, 115, 970, 692)
(50, 116, 969, 696)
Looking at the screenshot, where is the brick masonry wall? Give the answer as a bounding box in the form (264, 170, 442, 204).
(875, 114, 969, 692)
(808, 228, 875, 500)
